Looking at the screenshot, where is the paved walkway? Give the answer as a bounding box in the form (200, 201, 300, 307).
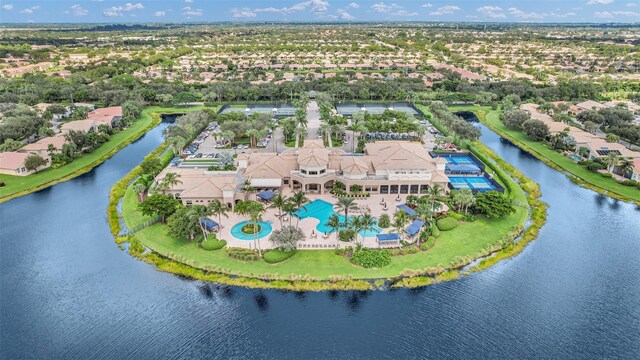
(306, 101, 321, 140)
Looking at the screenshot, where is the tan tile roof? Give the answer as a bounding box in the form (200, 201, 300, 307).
(0, 152, 29, 169)
(365, 142, 436, 170)
(60, 119, 96, 132)
(244, 153, 297, 178)
(340, 156, 368, 175)
(298, 148, 329, 167)
(20, 134, 66, 152)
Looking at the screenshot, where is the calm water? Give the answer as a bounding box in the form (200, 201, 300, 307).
(1, 122, 639, 359)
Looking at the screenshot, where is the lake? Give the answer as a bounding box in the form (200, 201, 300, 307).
(1, 120, 639, 359)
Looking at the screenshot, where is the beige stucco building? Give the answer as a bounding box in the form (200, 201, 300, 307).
(156, 140, 450, 208)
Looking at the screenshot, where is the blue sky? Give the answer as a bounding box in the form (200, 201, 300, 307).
(1, 1, 639, 23)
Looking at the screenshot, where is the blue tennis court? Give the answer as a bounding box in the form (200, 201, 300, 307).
(441, 156, 476, 166)
(448, 176, 496, 192)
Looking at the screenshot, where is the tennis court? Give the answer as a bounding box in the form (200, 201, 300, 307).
(219, 104, 295, 117)
(448, 176, 496, 192)
(336, 103, 420, 116)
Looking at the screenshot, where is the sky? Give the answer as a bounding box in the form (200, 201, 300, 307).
(0, 0, 639, 24)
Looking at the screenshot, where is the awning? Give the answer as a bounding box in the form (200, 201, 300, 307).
(257, 190, 274, 201)
(376, 233, 400, 242)
(396, 204, 416, 217)
(200, 218, 219, 230)
(249, 178, 282, 187)
(406, 220, 424, 237)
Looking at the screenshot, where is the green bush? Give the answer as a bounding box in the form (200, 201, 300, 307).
(264, 249, 296, 264)
(339, 229, 356, 242)
(437, 217, 458, 231)
(431, 224, 441, 238)
(449, 212, 464, 220)
(391, 247, 419, 256)
(587, 162, 606, 172)
(200, 236, 227, 251)
(226, 247, 259, 261)
(420, 236, 436, 251)
(601, 173, 613, 178)
(351, 248, 392, 268)
(620, 179, 638, 187)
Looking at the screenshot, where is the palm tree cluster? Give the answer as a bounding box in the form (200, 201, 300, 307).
(319, 100, 346, 148)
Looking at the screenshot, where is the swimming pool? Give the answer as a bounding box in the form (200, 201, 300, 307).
(230, 221, 273, 240)
(448, 176, 496, 192)
(293, 199, 382, 237)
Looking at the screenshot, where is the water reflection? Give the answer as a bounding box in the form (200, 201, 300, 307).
(254, 292, 269, 311)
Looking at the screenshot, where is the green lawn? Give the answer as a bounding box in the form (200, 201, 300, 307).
(134, 204, 526, 280)
(479, 108, 640, 204)
(0, 106, 206, 203)
(123, 185, 155, 230)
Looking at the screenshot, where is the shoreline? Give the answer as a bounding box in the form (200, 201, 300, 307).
(0, 106, 200, 204)
(475, 107, 640, 207)
(108, 116, 545, 291)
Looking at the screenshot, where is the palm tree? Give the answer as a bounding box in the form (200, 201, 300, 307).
(325, 214, 341, 248)
(249, 205, 266, 257)
(290, 191, 309, 227)
(159, 172, 182, 194)
(282, 201, 296, 227)
(335, 197, 358, 227)
(190, 205, 212, 240)
(241, 179, 255, 201)
(393, 210, 409, 241)
(605, 152, 620, 173)
(359, 213, 377, 245)
(246, 129, 260, 148)
(133, 182, 147, 202)
(207, 199, 229, 230)
(320, 122, 332, 147)
(269, 193, 288, 228)
(618, 158, 634, 178)
(453, 188, 475, 214)
(428, 184, 444, 221)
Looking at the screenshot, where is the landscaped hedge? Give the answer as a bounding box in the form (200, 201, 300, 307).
(437, 217, 458, 231)
(350, 248, 392, 268)
(420, 236, 436, 251)
(226, 247, 259, 262)
(264, 249, 297, 264)
(200, 236, 227, 251)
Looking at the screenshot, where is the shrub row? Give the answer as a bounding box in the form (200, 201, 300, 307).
(391, 247, 419, 256)
(436, 217, 458, 231)
(200, 235, 227, 251)
(226, 247, 260, 262)
(420, 236, 436, 251)
(350, 248, 392, 268)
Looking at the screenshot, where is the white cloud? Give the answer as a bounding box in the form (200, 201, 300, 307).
(594, 10, 614, 17)
(2, 4, 13, 11)
(66, 4, 88, 16)
(153, 10, 166, 17)
(477, 6, 506, 18)
(392, 10, 419, 16)
(20, 6, 40, 14)
(508, 7, 544, 20)
(587, 0, 614, 4)
(347, 2, 359, 9)
(422, 3, 432, 8)
(183, 6, 203, 16)
(184, 0, 194, 3)
(337, 8, 355, 19)
(371, 2, 401, 13)
(626, 1, 638, 6)
(256, 0, 330, 15)
(103, 2, 144, 17)
(231, 7, 257, 18)
(429, 5, 460, 16)
(612, 10, 640, 15)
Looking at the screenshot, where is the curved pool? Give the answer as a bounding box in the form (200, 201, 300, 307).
(230, 221, 273, 240)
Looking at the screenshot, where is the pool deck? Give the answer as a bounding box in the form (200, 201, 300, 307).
(220, 193, 438, 250)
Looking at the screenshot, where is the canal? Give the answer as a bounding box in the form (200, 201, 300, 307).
(1, 121, 639, 359)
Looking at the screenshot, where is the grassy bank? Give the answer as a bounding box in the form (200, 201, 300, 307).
(0, 106, 203, 204)
(479, 107, 639, 205)
(114, 148, 533, 290)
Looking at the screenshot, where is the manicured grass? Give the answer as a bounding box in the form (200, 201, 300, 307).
(0, 106, 207, 203)
(480, 107, 640, 204)
(264, 249, 297, 264)
(134, 203, 526, 280)
(122, 185, 155, 230)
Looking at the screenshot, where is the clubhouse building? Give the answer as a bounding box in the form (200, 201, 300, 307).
(156, 140, 450, 209)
